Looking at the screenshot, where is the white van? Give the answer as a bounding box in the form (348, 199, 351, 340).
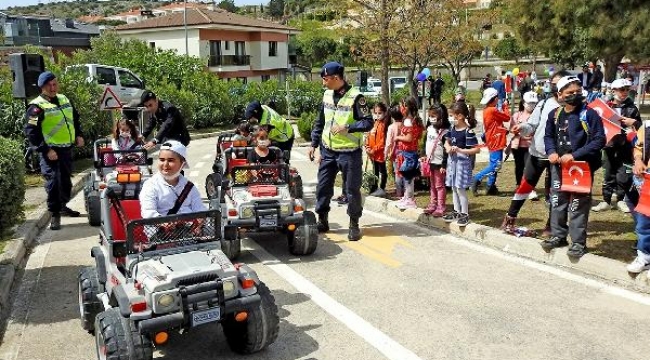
(67, 64, 145, 106)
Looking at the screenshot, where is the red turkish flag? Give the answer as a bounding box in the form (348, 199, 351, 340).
(560, 161, 592, 193)
(635, 174, 650, 217)
(602, 119, 624, 143)
(587, 98, 623, 123)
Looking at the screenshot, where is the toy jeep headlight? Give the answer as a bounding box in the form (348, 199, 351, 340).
(222, 280, 237, 298)
(279, 202, 292, 216)
(240, 205, 255, 219)
(157, 294, 175, 307)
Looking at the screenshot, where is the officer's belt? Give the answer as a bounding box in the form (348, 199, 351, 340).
(322, 144, 361, 152)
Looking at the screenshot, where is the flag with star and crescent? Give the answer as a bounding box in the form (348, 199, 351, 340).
(635, 173, 650, 217)
(560, 161, 592, 193)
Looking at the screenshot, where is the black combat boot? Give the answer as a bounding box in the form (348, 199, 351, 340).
(348, 218, 361, 241)
(317, 213, 329, 233)
(50, 213, 61, 231)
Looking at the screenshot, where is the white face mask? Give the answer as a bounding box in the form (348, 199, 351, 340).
(372, 114, 380, 120)
(403, 118, 413, 127)
(257, 139, 271, 147)
(161, 163, 184, 181)
(614, 94, 628, 102)
(120, 131, 131, 138)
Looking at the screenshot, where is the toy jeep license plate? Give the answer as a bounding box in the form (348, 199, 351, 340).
(191, 308, 221, 327)
(260, 215, 277, 227)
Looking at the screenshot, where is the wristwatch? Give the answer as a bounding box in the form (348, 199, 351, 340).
(151, 138, 158, 144)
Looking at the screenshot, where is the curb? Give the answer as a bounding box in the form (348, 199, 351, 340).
(0, 171, 90, 313)
(361, 194, 650, 294)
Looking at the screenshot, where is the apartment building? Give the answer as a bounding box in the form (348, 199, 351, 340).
(115, 9, 297, 83)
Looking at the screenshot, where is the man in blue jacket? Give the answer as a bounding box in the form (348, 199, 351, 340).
(543, 76, 606, 258)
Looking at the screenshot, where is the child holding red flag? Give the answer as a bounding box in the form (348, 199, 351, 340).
(628, 122, 650, 274)
(542, 76, 606, 258)
(591, 78, 642, 213)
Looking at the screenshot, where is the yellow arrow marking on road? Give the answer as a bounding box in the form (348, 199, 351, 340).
(325, 227, 414, 268)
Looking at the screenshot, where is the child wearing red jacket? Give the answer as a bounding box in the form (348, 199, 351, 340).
(471, 88, 511, 195)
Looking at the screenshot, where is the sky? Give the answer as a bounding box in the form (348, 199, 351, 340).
(0, 0, 261, 11)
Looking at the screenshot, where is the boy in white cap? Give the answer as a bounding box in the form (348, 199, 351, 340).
(140, 140, 205, 218)
(591, 78, 642, 213)
(542, 75, 606, 258)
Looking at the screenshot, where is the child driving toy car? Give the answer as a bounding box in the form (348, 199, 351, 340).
(140, 140, 206, 218)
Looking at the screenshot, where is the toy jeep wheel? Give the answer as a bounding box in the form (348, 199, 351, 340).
(205, 173, 222, 200)
(95, 308, 153, 360)
(290, 175, 303, 199)
(78, 266, 104, 333)
(87, 191, 102, 227)
(287, 211, 318, 255)
(221, 226, 241, 260)
(222, 281, 279, 354)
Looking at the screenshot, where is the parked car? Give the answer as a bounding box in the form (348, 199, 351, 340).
(66, 64, 145, 106)
(389, 76, 407, 91)
(368, 78, 382, 94)
(359, 84, 380, 99)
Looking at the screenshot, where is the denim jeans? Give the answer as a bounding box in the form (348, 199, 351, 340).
(473, 150, 503, 188)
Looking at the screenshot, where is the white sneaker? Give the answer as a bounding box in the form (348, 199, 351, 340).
(617, 201, 631, 213)
(591, 201, 611, 212)
(528, 190, 539, 201)
(369, 189, 386, 197)
(627, 256, 650, 274)
(398, 198, 417, 210)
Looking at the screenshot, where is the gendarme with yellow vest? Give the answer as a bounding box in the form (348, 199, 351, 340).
(30, 94, 76, 146)
(321, 87, 363, 151)
(259, 105, 294, 143)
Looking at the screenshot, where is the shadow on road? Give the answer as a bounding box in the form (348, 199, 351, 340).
(157, 289, 320, 360)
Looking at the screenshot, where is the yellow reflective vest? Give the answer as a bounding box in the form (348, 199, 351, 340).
(259, 105, 294, 143)
(322, 87, 363, 151)
(30, 94, 75, 146)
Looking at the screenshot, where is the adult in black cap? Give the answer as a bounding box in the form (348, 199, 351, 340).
(308, 61, 373, 241)
(244, 99, 295, 163)
(140, 90, 190, 149)
(24, 71, 84, 230)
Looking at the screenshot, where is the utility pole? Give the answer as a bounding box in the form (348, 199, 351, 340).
(184, 0, 189, 56)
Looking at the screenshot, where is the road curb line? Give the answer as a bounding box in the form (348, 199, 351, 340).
(361, 194, 650, 294)
(0, 171, 90, 314)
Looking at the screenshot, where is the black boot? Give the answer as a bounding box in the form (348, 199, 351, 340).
(50, 214, 61, 231)
(348, 218, 361, 241)
(317, 213, 329, 233)
(486, 185, 500, 196)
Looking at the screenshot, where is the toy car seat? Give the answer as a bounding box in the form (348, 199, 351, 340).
(109, 200, 146, 247)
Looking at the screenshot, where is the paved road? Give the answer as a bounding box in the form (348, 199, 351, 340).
(2, 136, 650, 360)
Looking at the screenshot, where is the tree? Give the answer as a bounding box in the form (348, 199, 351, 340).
(294, 24, 338, 68)
(217, 0, 238, 13)
(493, 34, 529, 63)
(268, 0, 285, 18)
(502, 0, 650, 81)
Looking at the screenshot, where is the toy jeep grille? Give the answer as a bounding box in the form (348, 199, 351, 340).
(125, 210, 221, 254)
(176, 273, 219, 287)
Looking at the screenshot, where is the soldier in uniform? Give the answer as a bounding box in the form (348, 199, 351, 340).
(308, 62, 374, 241)
(140, 90, 191, 149)
(24, 71, 84, 230)
(244, 100, 295, 163)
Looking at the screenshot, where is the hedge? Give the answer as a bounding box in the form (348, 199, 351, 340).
(297, 112, 317, 142)
(0, 137, 26, 235)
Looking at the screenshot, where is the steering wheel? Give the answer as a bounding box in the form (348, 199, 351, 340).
(118, 153, 141, 164)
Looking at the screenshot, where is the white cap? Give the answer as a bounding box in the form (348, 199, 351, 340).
(160, 140, 190, 168)
(480, 87, 499, 105)
(557, 76, 581, 92)
(611, 78, 633, 89)
(523, 91, 539, 104)
(600, 81, 609, 88)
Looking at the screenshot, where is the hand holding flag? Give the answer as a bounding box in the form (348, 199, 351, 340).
(560, 161, 592, 193)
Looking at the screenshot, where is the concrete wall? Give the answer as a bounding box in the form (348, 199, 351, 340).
(119, 28, 201, 57)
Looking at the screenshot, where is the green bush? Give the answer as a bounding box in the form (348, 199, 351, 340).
(297, 112, 317, 142)
(0, 137, 25, 234)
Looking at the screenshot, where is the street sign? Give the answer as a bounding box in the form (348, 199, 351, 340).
(99, 87, 123, 110)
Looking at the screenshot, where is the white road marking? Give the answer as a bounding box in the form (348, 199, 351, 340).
(189, 171, 199, 178)
(195, 162, 206, 169)
(365, 209, 650, 307)
(202, 154, 213, 160)
(245, 239, 424, 360)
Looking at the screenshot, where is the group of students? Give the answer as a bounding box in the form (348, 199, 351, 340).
(364, 95, 481, 226)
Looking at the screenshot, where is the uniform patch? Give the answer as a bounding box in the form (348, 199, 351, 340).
(357, 96, 370, 116)
(28, 116, 38, 125)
